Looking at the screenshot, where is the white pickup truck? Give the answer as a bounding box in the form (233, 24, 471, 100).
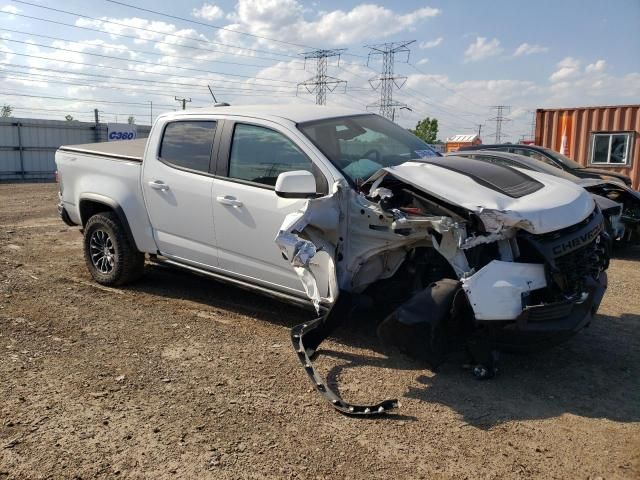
(56, 105, 610, 415)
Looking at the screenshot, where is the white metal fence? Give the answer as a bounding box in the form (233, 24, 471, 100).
(0, 118, 150, 182)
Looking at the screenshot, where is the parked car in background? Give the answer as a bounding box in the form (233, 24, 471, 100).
(459, 143, 633, 187)
(450, 150, 640, 243)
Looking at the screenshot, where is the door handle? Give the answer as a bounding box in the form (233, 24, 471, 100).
(148, 180, 170, 191)
(216, 195, 243, 207)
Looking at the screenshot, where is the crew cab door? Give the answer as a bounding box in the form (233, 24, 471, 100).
(141, 120, 219, 267)
(211, 119, 330, 294)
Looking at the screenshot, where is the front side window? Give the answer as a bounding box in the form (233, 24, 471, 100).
(159, 121, 216, 172)
(299, 114, 440, 186)
(590, 132, 633, 165)
(228, 124, 314, 186)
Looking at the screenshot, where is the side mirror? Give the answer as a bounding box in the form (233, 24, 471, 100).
(275, 170, 317, 199)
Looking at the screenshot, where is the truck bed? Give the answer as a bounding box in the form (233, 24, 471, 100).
(58, 138, 147, 162)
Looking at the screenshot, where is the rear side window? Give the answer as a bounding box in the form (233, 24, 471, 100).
(159, 121, 217, 172)
(475, 154, 522, 169)
(228, 123, 313, 186)
(512, 148, 558, 168)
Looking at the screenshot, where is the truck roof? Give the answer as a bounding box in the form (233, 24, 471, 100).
(58, 105, 367, 161)
(159, 104, 365, 124)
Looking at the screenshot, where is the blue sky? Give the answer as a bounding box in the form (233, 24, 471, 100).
(1, 0, 638, 141)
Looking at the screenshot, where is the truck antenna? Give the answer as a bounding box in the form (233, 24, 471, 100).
(207, 85, 218, 103)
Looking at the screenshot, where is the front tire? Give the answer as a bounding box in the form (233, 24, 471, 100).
(83, 212, 144, 286)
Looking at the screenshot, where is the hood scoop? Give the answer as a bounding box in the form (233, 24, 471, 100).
(422, 157, 544, 198)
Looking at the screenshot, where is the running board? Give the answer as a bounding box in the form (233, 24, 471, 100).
(154, 257, 318, 310)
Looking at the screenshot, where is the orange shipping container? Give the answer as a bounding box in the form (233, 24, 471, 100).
(535, 105, 640, 189)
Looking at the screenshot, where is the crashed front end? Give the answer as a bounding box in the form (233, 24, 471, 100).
(276, 159, 610, 415)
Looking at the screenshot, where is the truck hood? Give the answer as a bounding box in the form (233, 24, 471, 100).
(381, 157, 595, 234)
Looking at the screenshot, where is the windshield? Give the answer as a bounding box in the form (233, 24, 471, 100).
(298, 114, 440, 186)
(540, 147, 584, 169)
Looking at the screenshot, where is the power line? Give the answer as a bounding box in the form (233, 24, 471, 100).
(0, 90, 176, 108)
(339, 59, 484, 127)
(406, 62, 488, 110)
(0, 27, 306, 72)
(2, 52, 298, 89)
(0, 10, 305, 65)
(343, 57, 490, 121)
(104, 0, 316, 51)
(396, 89, 483, 126)
(341, 92, 369, 109)
(1, 38, 298, 84)
(297, 49, 347, 105)
(0, 63, 297, 91)
(7, 107, 143, 123)
(0, 66, 301, 95)
(1, 6, 484, 124)
(401, 106, 471, 132)
(365, 40, 415, 120)
(488, 105, 511, 143)
(1, 72, 303, 99)
(10, 106, 122, 115)
(10, 1, 302, 60)
(401, 85, 485, 117)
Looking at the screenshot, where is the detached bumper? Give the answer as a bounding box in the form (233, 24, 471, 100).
(479, 272, 608, 352)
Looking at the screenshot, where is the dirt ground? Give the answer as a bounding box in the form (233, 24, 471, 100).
(0, 183, 638, 479)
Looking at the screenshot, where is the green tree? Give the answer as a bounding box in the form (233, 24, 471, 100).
(1, 104, 12, 117)
(127, 116, 135, 125)
(409, 117, 439, 144)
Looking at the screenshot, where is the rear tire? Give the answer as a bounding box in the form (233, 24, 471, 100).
(83, 211, 144, 286)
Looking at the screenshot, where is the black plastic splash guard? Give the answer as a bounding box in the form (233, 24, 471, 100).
(290, 292, 398, 416)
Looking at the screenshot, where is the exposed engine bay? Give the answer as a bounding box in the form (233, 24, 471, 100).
(276, 159, 610, 416)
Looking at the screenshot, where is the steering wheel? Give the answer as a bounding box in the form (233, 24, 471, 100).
(362, 149, 382, 163)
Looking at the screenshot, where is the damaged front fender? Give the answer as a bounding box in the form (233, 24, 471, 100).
(275, 184, 342, 312)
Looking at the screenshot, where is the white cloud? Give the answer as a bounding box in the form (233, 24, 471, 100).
(586, 59, 606, 73)
(2, 2, 635, 137)
(0, 38, 15, 65)
(464, 37, 502, 62)
(0, 5, 19, 14)
(513, 42, 548, 57)
(74, 16, 219, 59)
(192, 3, 224, 20)
(419, 37, 443, 49)
(399, 53, 638, 140)
(549, 56, 581, 82)
(548, 71, 640, 105)
(224, 0, 441, 46)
